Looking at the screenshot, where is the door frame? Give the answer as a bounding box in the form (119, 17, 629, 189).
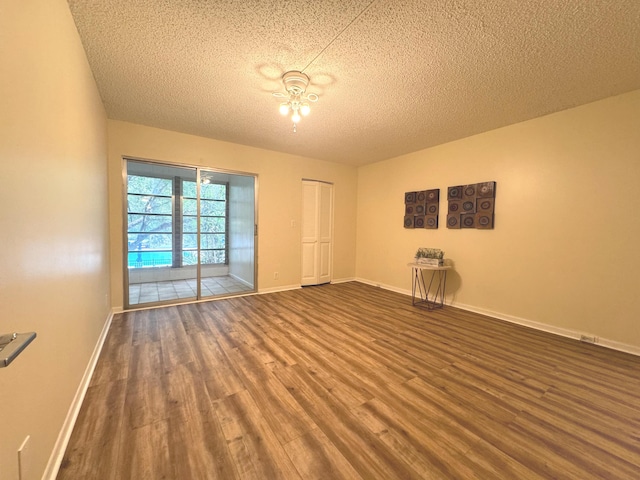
(301, 179, 334, 286)
(121, 156, 259, 310)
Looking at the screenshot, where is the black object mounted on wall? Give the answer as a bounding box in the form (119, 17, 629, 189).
(447, 181, 496, 229)
(404, 189, 440, 229)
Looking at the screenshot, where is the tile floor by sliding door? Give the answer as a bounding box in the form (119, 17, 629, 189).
(125, 159, 256, 309)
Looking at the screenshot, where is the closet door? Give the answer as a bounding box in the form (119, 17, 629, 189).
(301, 180, 333, 286)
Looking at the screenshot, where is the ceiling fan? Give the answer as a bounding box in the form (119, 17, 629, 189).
(272, 70, 319, 132)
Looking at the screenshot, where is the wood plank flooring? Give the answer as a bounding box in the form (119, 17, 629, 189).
(57, 282, 640, 479)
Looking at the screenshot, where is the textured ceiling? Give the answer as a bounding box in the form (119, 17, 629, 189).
(67, 0, 640, 166)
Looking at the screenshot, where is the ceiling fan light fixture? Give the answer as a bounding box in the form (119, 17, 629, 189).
(273, 70, 318, 132)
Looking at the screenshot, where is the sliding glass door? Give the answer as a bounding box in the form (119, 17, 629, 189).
(125, 159, 256, 308)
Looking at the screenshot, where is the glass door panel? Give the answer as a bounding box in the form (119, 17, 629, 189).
(199, 170, 255, 298)
(126, 161, 197, 307)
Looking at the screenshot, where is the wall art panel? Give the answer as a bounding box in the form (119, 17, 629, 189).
(404, 189, 440, 229)
(447, 181, 496, 229)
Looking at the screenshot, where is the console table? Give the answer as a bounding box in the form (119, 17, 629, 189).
(407, 263, 451, 309)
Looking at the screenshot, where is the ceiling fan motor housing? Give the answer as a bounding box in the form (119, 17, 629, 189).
(282, 71, 309, 96)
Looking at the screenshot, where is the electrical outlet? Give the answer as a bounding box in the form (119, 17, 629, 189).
(580, 334, 597, 344)
(274, 272, 279, 280)
(18, 435, 33, 480)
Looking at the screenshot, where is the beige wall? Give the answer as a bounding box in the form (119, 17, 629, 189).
(356, 90, 640, 349)
(108, 121, 358, 309)
(1, 2, 635, 476)
(0, 0, 110, 479)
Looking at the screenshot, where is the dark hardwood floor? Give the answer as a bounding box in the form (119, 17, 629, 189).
(57, 282, 640, 479)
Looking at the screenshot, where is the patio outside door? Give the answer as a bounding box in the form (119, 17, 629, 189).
(124, 159, 256, 308)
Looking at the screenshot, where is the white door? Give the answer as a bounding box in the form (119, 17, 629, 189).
(301, 180, 333, 286)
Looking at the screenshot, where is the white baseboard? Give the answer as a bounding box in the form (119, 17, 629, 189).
(453, 301, 581, 340)
(596, 337, 640, 356)
(229, 273, 255, 289)
(354, 277, 412, 296)
(452, 301, 640, 357)
(258, 284, 302, 294)
(258, 277, 357, 293)
(43, 309, 115, 480)
(354, 278, 640, 357)
(331, 276, 356, 284)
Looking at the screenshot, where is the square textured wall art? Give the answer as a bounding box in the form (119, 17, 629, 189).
(446, 181, 496, 229)
(404, 189, 439, 229)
